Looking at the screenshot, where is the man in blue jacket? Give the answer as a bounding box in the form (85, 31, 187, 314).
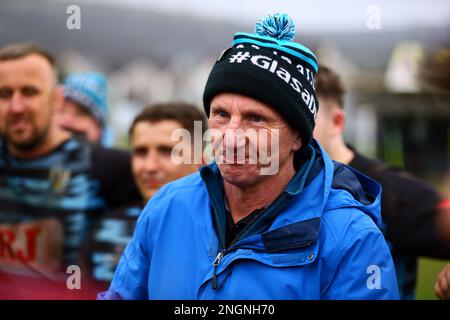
(100, 13, 399, 300)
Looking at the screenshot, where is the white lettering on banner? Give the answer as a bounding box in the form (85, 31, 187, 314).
(0, 219, 63, 275)
(231, 51, 317, 119)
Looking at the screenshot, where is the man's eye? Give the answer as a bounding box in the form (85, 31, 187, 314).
(213, 109, 229, 118)
(75, 107, 92, 118)
(133, 148, 147, 157)
(249, 115, 264, 122)
(159, 146, 173, 156)
(0, 88, 12, 99)
(21, 87, 39, 97)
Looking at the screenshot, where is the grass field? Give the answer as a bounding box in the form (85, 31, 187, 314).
(415, 257, 450, 300)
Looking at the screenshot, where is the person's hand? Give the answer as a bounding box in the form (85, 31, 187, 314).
(435, 263, 450, 300)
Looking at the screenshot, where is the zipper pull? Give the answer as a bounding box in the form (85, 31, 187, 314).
(211, 251, 224, 290)
(212, 273, 218, 290)
(212, 251, 224, 267)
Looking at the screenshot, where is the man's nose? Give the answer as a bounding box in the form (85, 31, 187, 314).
(226, 115, 243, 130)
(9, 92, 25, 113)
(224, 116, 247, 149)
(144, 152, 161, 173)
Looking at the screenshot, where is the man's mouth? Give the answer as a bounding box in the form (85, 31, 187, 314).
(8, 118, 31, 132)
(223, 154, 248, 164)
(142, 179, 164, 189)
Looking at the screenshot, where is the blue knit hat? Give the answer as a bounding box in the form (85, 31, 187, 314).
(203, 13, 319, 146)
(63, 72, 108, 127)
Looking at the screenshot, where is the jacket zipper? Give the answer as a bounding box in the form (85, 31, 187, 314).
(211, 250, 224, 289)
(208, 146, 316, 290)
(211, 246, 245, 289)
(210, 195, 283, 290)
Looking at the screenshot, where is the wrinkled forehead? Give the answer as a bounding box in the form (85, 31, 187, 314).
(0, 54, 57, 88)
(210, 93, 282, 118)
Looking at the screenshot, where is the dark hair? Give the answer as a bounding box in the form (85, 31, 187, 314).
(315, 65, 346, 109)
(129, 102, 208, 137)
(0, 42, 56, 67)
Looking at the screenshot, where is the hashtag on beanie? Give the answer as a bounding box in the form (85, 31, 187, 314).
(203, 13, 319, 147)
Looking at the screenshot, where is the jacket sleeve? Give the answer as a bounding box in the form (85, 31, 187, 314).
(98, 206, 152, 300)
(322, 226, 400, 300)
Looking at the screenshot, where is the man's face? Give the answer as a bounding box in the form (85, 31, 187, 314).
(0, 54, 58, 151)
(56, 100, 102, 143)
(313, 97, 337, 152)
(131, 120, 200, 202)
(208, 93, 302, 188)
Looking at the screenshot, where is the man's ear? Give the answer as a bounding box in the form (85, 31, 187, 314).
(332, 108, 346, 134)
(292, 133, 302, 152)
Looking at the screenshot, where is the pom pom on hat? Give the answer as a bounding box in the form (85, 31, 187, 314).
(255, 13, 296, 41)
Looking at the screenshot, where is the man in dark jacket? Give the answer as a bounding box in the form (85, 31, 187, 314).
(313, 65, 450, 299)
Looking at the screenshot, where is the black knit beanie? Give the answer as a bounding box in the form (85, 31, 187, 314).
(203, 13, 319, 147)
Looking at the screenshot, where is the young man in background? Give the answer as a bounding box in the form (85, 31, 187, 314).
(313, 65, 450, 299)
(86, 102, 207, 287)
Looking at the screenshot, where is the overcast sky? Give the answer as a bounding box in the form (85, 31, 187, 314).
(71, 0, 450, 32)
